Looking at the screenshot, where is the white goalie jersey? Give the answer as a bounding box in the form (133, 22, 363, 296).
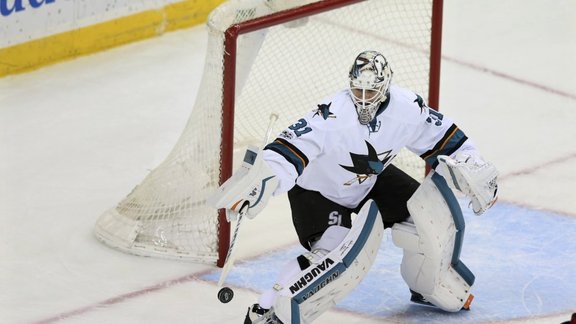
(263, 85, 475, 207)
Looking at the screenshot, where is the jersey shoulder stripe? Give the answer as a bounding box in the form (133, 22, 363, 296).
(264, 138, 309, 176)
(420, 124, 468, 167)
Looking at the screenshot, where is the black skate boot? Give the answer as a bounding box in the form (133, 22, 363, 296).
(409, 290, 432, 306)
(244, 304, 283, 324)
(559, 312, 576, 324)
(409, 289, 473, 311)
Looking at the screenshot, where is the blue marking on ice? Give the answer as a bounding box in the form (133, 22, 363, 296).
(201, 201, 576, 323)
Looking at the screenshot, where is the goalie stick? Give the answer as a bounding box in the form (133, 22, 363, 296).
(217, 113, 279, 296)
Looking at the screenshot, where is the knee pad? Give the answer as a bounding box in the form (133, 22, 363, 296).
(392, 172, 475, 312)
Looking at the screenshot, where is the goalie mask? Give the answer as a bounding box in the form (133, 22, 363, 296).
(348, 51, 393, 125)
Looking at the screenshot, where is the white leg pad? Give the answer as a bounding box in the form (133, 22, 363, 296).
(392, 172, 475, 312)
(272, 200, 384, 324)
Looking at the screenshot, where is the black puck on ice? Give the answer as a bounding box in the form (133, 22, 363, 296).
(218, 287, 234, 303)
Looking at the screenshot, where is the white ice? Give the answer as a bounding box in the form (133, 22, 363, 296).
(1, 1, 575, 323)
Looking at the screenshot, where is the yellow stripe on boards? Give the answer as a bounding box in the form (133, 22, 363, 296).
(0, 0, 225, 77)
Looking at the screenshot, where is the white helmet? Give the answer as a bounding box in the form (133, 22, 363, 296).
(348, 51, 393, 125)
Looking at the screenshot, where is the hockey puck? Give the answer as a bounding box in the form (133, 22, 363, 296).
(217, 287, 234, 303)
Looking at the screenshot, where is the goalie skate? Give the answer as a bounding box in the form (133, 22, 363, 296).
(409, 289, 473, 311)
(244, 304, 283, 324)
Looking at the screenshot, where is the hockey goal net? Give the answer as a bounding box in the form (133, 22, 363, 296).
(94, 0, 443, 266)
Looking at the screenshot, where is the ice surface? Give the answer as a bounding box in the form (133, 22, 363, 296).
(1, 1, 575, 323)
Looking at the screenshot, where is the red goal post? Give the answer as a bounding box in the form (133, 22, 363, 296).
(94, 0, 444, 267)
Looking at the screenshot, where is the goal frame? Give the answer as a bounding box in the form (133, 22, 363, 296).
(216, 0, 444, 267)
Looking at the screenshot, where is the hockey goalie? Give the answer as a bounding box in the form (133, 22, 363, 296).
(208, 50, 498, 323)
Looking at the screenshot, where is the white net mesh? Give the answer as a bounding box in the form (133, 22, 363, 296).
(95, 0, 437, 264)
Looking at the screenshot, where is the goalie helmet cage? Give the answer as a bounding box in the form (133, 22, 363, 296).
(94, 0, 444, 267)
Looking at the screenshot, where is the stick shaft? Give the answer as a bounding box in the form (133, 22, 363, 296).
(217, 211, 244, 287)
(217, 113, 279, 288)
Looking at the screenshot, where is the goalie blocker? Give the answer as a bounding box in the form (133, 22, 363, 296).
(207, 146, 279, 221)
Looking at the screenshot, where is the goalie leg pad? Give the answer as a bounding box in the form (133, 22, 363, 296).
(256, 226, 350, 310)
(271, 200, 384, 324)
(392, 172, 475, 312)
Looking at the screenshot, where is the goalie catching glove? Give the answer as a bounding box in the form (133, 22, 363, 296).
(207, 146, 279, 221)
(437, 152, 498, 215)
